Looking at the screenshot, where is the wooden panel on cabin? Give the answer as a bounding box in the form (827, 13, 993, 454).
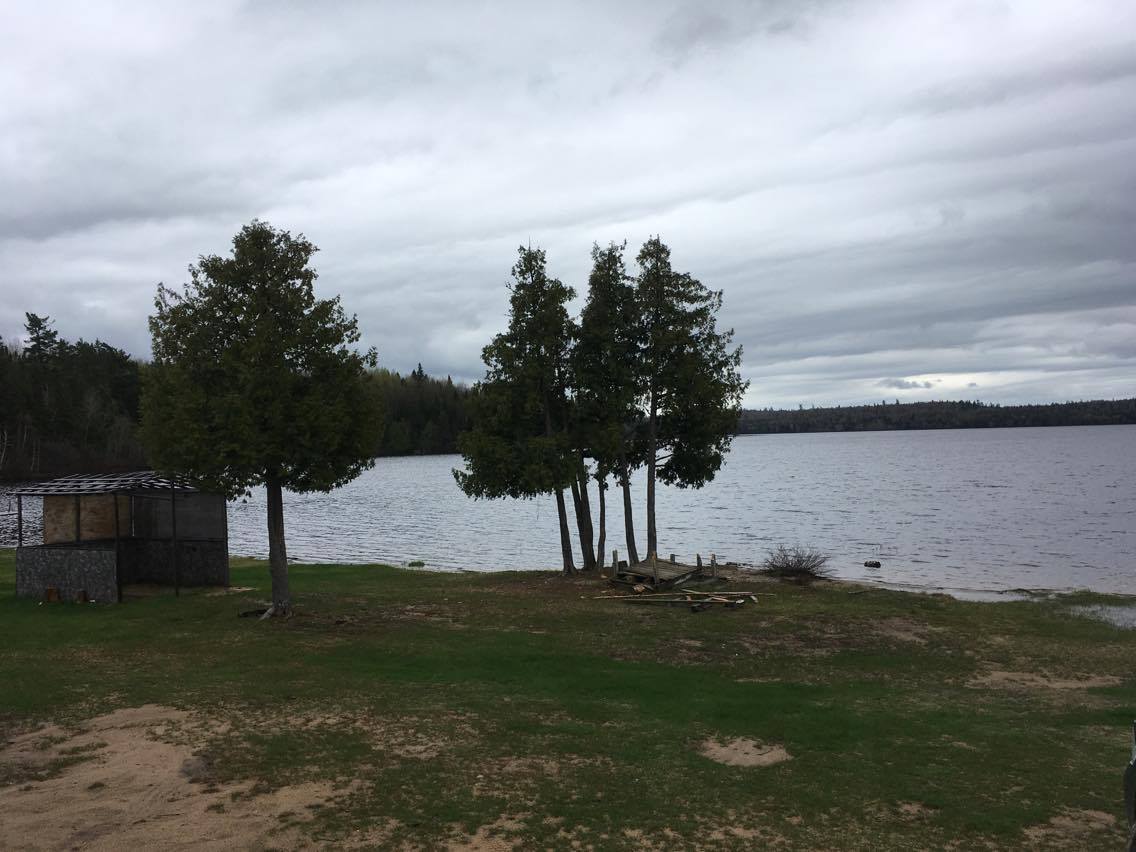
(42, 496, 73, 544)
(42, 495, 132, 544)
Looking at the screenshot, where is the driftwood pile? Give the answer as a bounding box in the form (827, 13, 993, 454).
(595, 587, 765, 613)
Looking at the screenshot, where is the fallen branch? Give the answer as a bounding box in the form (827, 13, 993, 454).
(678, 588, 773, 597)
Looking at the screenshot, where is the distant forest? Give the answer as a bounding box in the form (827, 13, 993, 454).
(0, 315, 470, 480)
(2, 314, 1132, 480)
(737, 398, 1136, 434)
(0, 314, 146, 480)
(369, 365, 471, 457)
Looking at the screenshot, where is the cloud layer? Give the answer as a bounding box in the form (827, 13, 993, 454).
(2, 0, 1134, 407)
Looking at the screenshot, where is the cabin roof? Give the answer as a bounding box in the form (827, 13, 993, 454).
(12, 471, 201, 497)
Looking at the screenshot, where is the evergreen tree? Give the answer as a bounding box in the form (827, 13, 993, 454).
(454, 246, 579, 573)
(24, 313, 62, 362)
(368, 367, 471, 456)
(634, 237, 746, 558)
(142, 220, 382, 616)
(573, 241, 643, 565)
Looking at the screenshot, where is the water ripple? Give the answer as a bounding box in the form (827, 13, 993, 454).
(2, 425, 1133, 594)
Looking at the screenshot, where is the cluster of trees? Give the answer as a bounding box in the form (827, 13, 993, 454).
(454, 239, 747, 574)
(0, 315, 145, 479)
(0, 324, 472, 483)
(370, 366, 471, 456)
(737, 398, 1136, 434)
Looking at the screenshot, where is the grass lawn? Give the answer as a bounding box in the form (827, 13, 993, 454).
(0, 547, 1133, 849)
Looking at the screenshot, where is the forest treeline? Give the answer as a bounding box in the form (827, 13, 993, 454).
(737, 398, 1136, 434)
(369, 365, 471, 456)
(0, 314, 471, 480)
(0, 314, 146, 479)
(4, 312, 1133, 481)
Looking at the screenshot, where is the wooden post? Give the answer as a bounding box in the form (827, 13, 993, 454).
(696, 553, 702, 568)
(652, 551, 658, 586)
(16, 495, 22, 547)
(222, 494, 230, 589)
(74, 494, 81, 543)
(113, 493, 121, 603)
(612, 549, 618, 570)
(170, 486, 180, 597)
(710, 553, 717, 578)
(669, 553, 676, 564)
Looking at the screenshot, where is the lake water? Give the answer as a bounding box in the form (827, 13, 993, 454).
(2, 426, 1133, 594)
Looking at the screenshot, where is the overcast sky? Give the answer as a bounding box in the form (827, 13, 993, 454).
(2, 1, 1134, 408)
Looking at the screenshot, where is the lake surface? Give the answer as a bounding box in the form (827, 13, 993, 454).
(2, 426, 1133, 594)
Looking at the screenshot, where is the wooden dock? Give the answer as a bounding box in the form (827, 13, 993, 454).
(609, 552, 718, 591)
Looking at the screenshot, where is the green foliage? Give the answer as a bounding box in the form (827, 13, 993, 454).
(369, 367, 471, 456)
(456, 237, 747, 565)
(454, 246, 577, 500)
(22, 313, 61, 362)
(572, 241, 641, 477)
(0, 316, 144, 478)
(141, 220, 382, 498)
(635, 236, 748, 490)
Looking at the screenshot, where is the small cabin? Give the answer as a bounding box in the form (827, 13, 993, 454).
(12, 472, 228, 603)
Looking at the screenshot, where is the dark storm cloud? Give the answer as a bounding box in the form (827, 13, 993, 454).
(1, 0, 1134, 407)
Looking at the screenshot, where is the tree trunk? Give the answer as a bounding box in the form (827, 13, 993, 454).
(574, 461, 596, 570)
(645, 395, 658, 558)
(569, 477, 583, 564)
(554, 488, 576, 574)
(620, 458, 640, 565)
(265, 477, 293, 616)
(542, 396, 576, 574)
(595, 469, 606, 570)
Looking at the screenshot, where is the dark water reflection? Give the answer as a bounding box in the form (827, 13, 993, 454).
(3, 426, 1133, 594)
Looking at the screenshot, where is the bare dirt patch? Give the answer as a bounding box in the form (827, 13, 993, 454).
(967, 670, 1121, 690)
(447, 813, 529, 850)
(1022, 808, 1117, 846)
(699, 737, 791, 767)
(0, 705, 355, 851)
(896, 801, 934, 819)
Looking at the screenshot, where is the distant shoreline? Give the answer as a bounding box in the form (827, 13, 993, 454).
(4, 418, 1134, 483)
(737, 398, 1134, 435)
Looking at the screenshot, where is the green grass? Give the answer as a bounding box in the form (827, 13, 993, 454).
(0, 548, 1132, 849)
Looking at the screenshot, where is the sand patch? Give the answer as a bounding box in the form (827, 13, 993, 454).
(704, 823, 786, 847)
(699, 737, 791, 767)
(1022, 808, 1117, 846)
(447, 814, 529, 850)
(0, 705, 355, 851)
(968, 670, 1121, 690)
